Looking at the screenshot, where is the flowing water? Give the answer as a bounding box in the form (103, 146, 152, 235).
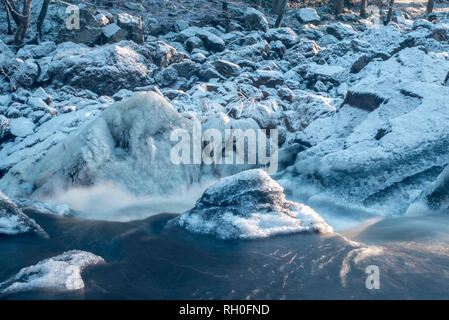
(1, 205, 449, 299)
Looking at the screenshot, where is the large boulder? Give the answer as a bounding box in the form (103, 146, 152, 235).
(0, 92, 199, 198)
(291, 48, 449, 215)
(0, 190, 47, 237)
(172, 169, 332, 239)
(0, 250, 104, 294)
(46, 42, 150, 96)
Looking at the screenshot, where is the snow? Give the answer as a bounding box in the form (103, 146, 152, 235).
(9, 117, 35, 138)
(0, 250, 105, 294)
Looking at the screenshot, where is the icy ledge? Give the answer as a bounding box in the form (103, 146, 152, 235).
(0, 250, 105, 295)
(171, 169, 333, 239)
(0, 190, 47, 237)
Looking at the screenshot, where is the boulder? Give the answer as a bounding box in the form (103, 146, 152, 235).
(0, 250, 104, 294)
(171, 169, 332, 239)
(292, 48, 449, 215)
(56, 7, 103, 47)
(264, 27, 298, 48)
(10, 59, 39, 89)
(102, 23, 127, 43)
(296, 8, 321, 24)
(47, 42, 150, 96)
(252, 69, 284, 88)
(244, 8, 269, 32)
(116, 12, 144, 44)
(0, 190, 47, 237)
(326, 23, 358, 41)
(214, 60, 241, 78)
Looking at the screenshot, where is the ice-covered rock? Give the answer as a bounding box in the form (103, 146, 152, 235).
(0, 92, 199, 198)
(172, 169, 332, 240)
(0, 190, 47, 237)
(0, 250, 105, 294)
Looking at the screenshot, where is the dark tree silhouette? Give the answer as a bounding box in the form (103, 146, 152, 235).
(426, 0, 434, 15)
(334, 0, 344, 15)
(360, 0, 367, 18)
(36, 0, 50, 37)
(274, 0, 287, 27)
(385, 0, 394, 25)
(3, 0, 33, 46)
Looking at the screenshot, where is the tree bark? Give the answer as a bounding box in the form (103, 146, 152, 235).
(335, 0, 344, 15)
(36, 0, 50, 37)
(385, 0, 394, 25)
(360, 0, 367, 18)
(274, 0, 287, 28)
(426, 0, 434, 15)
(3, 0, 23, 26)
(4, 1, 12, 34)
(14, 0, 33, 46)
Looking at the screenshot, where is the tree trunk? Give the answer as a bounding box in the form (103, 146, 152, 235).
(36, 0, 50, 37)
(274, 0, 287, 28)
(4, 1, 12, 34)
(335, 0, 344, 15)
(360, 0, 367, 18)
(385, 0, 394, 25)
(426, 0, 434, 15)
(14, 0, 33, 46)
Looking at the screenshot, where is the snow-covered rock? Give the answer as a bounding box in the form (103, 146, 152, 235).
(296, 8, 321, 24)
(0, 190, 47, 237)
(9, 117, 35, 138)
(290, 47, 449, 215)
(0, 250, 105, 294)
(46, 41, 151, 96)
(244, 8, 269, 32)
(172, 169, 332, 239)
(265, 27, 298, 48)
